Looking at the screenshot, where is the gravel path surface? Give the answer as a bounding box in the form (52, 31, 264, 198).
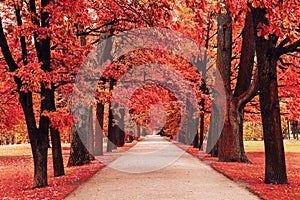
(65, 135, 260, 200)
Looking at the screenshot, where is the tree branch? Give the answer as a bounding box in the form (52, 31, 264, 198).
(237, 69, 259, 108)
(276, 39, 300, 57)
(0, 18, 19, 72)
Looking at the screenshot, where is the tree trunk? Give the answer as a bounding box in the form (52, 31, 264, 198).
(137, 125, 141, 138)
(88, 105, 94, 154)
(199, 98, 205, 151)
(68, 126, 94, 166)
(231, 6, 256, 163)
(107, 106, 116, 152)
(187, 100, 197, 145)
(206, 101, 218, 157)
(19, 91, 49, 188)
(94, 102, 104, 156)
(50, 127, 65, 177)
(287, 121, 290, 140)
(253, 6, 288, 184)
(216, 7, 240, 161)
(291, 121, 298, 140)
(142, 128, 147, 136)
(49, 84, 65, 177)
(218, 98, 249, 162)
(68, 105, 94, 166)
(193, 131, 199, 148)
(257, 44, 288, 183)
(217, 5, 256, 163)
(118, 108, 125, 147)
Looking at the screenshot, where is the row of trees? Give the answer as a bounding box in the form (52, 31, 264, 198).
(211, 1, 299, 184)
(0, 0, 299, 188)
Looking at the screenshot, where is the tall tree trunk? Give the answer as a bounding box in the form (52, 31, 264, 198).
(291, 121, 299, 140)
(38, 84, 53, 184)
(19, 91, 49, 188)
(206, 101, 218, 157)
(68, 126, 94, 166)
(118, 108, 125, 147)
(199, 98, 205, 151)
(49, 84, 65, 177)
(50, 127, 65, 176)
(88, 105, 94, 154)
(94, 102, 104, 155)
(231, 6, 256, 163)
(40, 2, 65, 177)
(257, 41, 288, 183)
(137, 125, 141, 138)
(106, 107, 117, 152)
(216, 7, 239, 161)
(217, 4, 256, 162)
(193, 129, 199, 148)
(187, 100, 197, 145)
(107, 81, 117, 152)
(253, 6, 288, 184)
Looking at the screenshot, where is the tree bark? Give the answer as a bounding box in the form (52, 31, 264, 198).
(291, 121, 299, 140)
(253, 7, 288, 184)
(50, 127, 65, 177)
(19, 91, 49, 188)
(217, 5, 256, 162)
(206, 101, 218, 157)
(117, 108, 125, 147)
(216, 7, 241, 161)
(94, 102, 104, 156)
(67, 126, 94, 166)
(107, 104, 117, 152)
(137, 125, 141, 138)
(193, 129, 199, 148)
(107, 79, 117, 152)
(199, 98, 205, 151)
(88, 105, 94, 154)
(49, 85, 64, 177)
(231, 7, 256, 163)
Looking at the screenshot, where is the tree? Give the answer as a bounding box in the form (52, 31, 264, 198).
(0, 0, 95, 187)
(0, 0, 65, 187)
(251, 0, 299, 183)
(216, 3, 258, 162)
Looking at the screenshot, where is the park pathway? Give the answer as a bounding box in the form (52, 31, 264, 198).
(65, 135, 260, 200)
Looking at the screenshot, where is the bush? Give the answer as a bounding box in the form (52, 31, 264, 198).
(243, 122, 263, 141)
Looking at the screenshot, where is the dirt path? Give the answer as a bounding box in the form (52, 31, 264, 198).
(65, 135, 260, 200)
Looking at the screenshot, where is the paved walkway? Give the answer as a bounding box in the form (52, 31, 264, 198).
(65, 135, 260, 200)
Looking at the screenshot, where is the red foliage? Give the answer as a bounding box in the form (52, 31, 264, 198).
(178, 142, 300, 200)
(211, 152, 300, 200)
(0, 156, 104, 199)
(0, 141, 137, 199)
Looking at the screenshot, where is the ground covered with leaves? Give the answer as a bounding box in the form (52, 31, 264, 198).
(177, 140, 300, 200)
(0, 142, 137, 199)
